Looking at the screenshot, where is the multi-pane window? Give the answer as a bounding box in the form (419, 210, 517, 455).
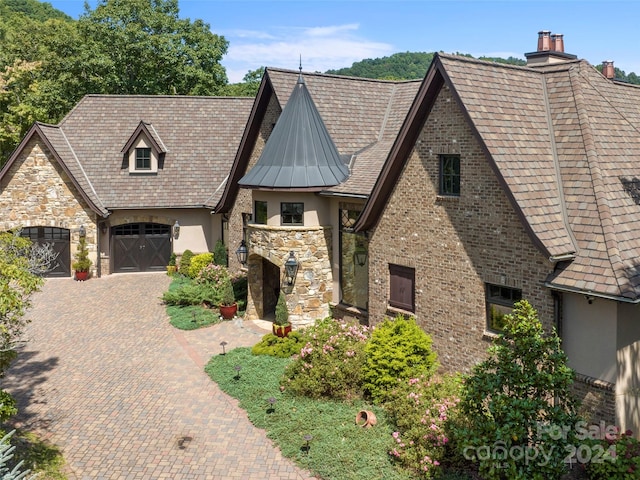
(135, 147, 151, 170)
(486, 284, 522, 332)
(281, 202, 303, 225)
(339, 209, 368, 309)
(389, 264, 415, 312)
(439, 154, 460, 196)
(254, 201, 267, 225)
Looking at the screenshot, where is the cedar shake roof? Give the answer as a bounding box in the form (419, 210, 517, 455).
(358, 52, 640, 301)
(215, 68, 421, 209)
(4, 95, 253, 211)
(239, 73, 349, 189)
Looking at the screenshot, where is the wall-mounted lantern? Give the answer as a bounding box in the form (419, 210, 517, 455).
(236, 239, 248, 266)
(173, 220, 180, 239)
(100, 223, 108, 235)
(284, 251, 299, 286)
(353, 243, 368, 267)
(79, 225, 86, 238)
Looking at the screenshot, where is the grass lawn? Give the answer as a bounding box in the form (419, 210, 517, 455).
(4, 429, 67, 479)
(206, 347, 413, 480)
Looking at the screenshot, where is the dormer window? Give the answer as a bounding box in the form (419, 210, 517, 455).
(121, 121, 167, 174)
(135, 147, 152, 170)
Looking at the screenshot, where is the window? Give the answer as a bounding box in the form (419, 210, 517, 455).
(281, 202, 303, 226)
(389, 264, 415, 312)
(254, 201, 267, 225)
(339, 209, 368, 309)
(439, 154, 460, 196)
(135, 147, 151, 170)
(486, 284, 522, 332)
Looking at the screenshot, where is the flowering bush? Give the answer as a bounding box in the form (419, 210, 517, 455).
(196, 263, 230, 288)
(385, 374, 462, 479)
(188, 253, 214, 278)
(585, 429, 640, 479)
(282, 317, 370, 400)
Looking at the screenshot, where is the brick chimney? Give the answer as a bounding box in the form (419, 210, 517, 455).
(602, 60, 615, 79)
(526, 31, 576, 66)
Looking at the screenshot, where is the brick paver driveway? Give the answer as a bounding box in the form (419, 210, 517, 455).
(4, 273, 315, 480)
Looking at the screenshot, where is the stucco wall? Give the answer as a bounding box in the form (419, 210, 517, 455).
(563, 293, 617, 383)
(617, 302, 640, 436)
(367, 84, 555, 373)
(0, 137, 97, 276)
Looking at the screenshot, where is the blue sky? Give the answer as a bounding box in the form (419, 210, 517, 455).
(48, 0, 640, 83)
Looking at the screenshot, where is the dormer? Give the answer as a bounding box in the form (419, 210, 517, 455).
(121, 121, 167, 174)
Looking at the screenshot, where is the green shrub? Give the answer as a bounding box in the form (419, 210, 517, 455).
(231, 272, 247, 311)
(363, 315, 438, 404)
(168, 252, 177, 267)
(282, 317, 370, 400)
(453, 300, 579, 480)
(178, 249, 194, 276)
(219, 275, 236, 306)
(585, 431, 640, 479)
(275, 291, 289, 326)
(213, 240, 227, 266)
(162, 281, 216, 306)
(385, 374, 462, 479)
(188, 253, 214, 279)
(251, 332, 307, 358)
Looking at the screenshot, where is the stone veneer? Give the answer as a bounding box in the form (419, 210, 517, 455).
(0, 138, 97, 275)
(245, 224, 332, 326)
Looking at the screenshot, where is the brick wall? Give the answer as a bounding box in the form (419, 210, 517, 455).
(367, 84, 556, 373)
(572, 374, 616, 426)
(0, 137, 97, 276)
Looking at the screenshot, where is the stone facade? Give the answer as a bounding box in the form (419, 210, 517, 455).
(367, 84, 556, 373)
(245, 224, 332, 326)
(0, 137, 97, 276)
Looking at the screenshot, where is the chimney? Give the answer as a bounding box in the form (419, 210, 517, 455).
(537, 30, 552, 51)
(602, 60, 615, 79)
(526, 31, 577, 66)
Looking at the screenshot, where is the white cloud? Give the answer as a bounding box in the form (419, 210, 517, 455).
(221, 23, 394, 83)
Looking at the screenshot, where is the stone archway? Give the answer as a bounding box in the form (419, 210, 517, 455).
(262, 258, 281, 320)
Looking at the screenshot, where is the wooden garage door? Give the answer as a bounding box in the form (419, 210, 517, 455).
(112, 223, 171, 273)
(20, 227, 71, 277)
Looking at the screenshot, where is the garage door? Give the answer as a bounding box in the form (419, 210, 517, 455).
(112, 223, 171, 273)
(20, 227, 71, 277)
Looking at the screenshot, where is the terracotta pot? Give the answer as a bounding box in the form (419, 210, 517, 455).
(219, 303, 237, 320)
(272, 324, 292, 338)
(355, 410, 377, 428)
(75, 271, 89, 281)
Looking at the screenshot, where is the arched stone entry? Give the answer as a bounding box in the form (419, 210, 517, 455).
(261, 258, 281, 319)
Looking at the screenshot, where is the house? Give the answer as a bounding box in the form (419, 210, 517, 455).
(0, 95, 253, 277)
(219, 32, 640, 435)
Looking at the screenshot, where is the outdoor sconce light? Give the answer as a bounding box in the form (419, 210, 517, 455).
(79, 225, 86, 238)
(173, 220, 180, 239)
(100, 223, 108, 235)
(236, 239, 248, 266)
(284, 251, 299, 286)
(353, 244, 368, 267)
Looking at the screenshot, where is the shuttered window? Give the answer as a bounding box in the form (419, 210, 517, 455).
(389, 264, 415, 312)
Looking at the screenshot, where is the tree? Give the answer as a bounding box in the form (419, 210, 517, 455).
(454, 300, 579, 480)
(223, 67, 264, 97)
(77, 0, 229, 95)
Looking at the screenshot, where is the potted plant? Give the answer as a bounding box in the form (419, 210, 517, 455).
(72, 236, 92, 281)
(218, 274, 237, 320)
(273, 291, 292, 337)
(166, 252, 177, 275)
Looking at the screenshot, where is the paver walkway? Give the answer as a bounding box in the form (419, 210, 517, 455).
(3, 273, 316, 480)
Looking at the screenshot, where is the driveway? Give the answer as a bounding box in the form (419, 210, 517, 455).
(4, 273, 315, 480)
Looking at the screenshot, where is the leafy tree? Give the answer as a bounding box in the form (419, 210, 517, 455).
(326, 52, 435, 80)
(76, 0, 229, 95)
(223, 67, 264, 97)
(453, 300, 579, 480)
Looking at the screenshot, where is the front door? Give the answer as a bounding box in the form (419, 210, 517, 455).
(112, 223, 170, 273)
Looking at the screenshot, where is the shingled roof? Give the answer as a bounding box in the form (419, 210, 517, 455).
(357, 52, 640, 302)
(215, 68, 421, 210)
(2, 95, 253, 212)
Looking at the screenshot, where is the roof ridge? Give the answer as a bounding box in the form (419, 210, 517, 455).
(570, 64, 627, 295)
(266, 67, 421, 85)
(377, 84, 398, 141)
(437, 52, 580, 74)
